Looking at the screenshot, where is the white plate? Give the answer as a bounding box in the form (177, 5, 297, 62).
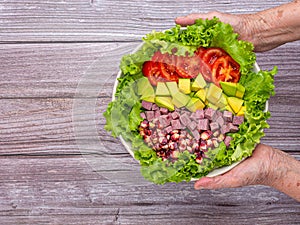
(112, 42, 265, 180)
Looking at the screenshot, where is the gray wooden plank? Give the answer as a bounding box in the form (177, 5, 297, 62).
(0, 156, 299, 224)
(0, 0, 291, 43)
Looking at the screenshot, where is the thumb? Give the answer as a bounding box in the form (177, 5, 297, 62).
(194, 172, 241, 190)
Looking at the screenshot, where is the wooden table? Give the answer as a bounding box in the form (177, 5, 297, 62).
(1, 0, 299, 224)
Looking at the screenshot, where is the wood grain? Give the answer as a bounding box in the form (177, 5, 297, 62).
(1, 0, 300, 224)
(0, 0, 291, 43)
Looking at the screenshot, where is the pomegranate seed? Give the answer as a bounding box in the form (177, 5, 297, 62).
(170, 150, 180, 159)
(179, 143, 187, 152)
(149, 122, 155, 129)
(187, 146, 193, 153)
(217, 134, 225, 142)
(192, 142, 199, 152)
(139, 130, 145, 136)
(161, 144, 169, 150)
(213, 130, 220, 137)
(159, 137, 168, 145)
(212, 139, 219, 148)
(140, 120, 149, 128)
(171, 129, 179, 135)
(171, 133, 180, 141)
(201, 130, 212, 140)
(196, 156, 203, 164)
(206, 139, 213, 148)
(200, 141, 207, 151)
(168, 142, 177, 150)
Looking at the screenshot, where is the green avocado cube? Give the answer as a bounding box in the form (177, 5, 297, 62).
(156, 82, 170, 96)
(195, 88, 207, 102)
(155, 96, 174, 111)
(137, 77, 152, 95)
(216, 93, 228, 108)
(228, 96, 244, 114)
(171, 92, 191, 108)
(220, 81, 237, 97)
(186, 98, 205, 112)
(178, 78, 191, 94)
(206, 83, 223, 105)
(166, 81, 179, 96)
(236, 83, 245, 99)
(191, 73, 207, 91)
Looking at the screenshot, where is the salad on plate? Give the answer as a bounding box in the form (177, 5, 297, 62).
(104, 18, 277, 184)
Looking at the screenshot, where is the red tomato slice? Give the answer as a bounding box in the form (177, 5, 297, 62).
(155, 52, 179, 82)
(211, 55, 241, 86)
(201, 47, 227, 66)
(176, 55, 201, 79)
(195, 47, 207, 58)
(142, 61, 166, 86)
(199, 59, 213, 82)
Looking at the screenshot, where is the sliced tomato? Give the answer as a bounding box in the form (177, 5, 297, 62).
(211, 55, 241, 86)
(201, 47, 227, 66)
(199, 59, 213, 82)
(194, 47, 207, 58)
(142, 61, 166, 86)
(176, 55, 201, 79)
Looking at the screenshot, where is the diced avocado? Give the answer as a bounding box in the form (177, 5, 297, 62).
(236, 83, 245, 99)
(178, 78, 191, 94)
(216, 93, 228, 108)
(137, 77, 152, 95)
(237, 105, 246, 116)
(224, 104, 235, 113)
(186, 98, 205, 112)
(156, 82, 170, 96)
(195, 88, 207, 102)
(220, 81, 237, 97)
(155, 96, 174, 111)
(191, 73, 207, 91)
(140, 84, 155, 103)
(171, 91, 191, 108)
(228, 97, 244, 114)
(166, 81, 179, 96)
(207, 102, 219, 110)
(206, 83, 223, 105)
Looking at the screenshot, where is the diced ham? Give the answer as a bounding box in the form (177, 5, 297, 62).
(164, 125, 173, 134)
(228, 123, 239, 133)
(152, 104, 159, 111)
(180, 112, 192, 126)
(224, 136, 232, 147)
(198, 119, 209, 131)
(232, 115, 244, 125)
(204, 108, 216, 121)
(160, 107, 169, 115)
(141, 101, 153, 110)
(188, 121, 197, 131)
(171, 119, 182, 130)
(145, 111, 154, 121)
(191, 109, 205, 120)
(171, 111, 180, 120)
(216, 115, 225, 127)
(154, 110, 161, 118)
(223, 111, 233, 122)
(140, 112, 146, 119)
(209, 122, 219, 132)
(191, 129, 200, 140)
(159, 115, 171, 128)
(221, 124, 230, 134)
